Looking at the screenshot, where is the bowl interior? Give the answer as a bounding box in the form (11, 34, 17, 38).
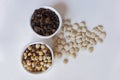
(30, 6, 62, 39)
(21, 42, 54, 74)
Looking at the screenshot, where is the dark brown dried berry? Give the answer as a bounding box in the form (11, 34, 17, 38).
(31, 8, 59, 36)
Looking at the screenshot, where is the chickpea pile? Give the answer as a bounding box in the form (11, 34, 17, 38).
(22, 43, 52, 73)
(53, 19, 107, 64)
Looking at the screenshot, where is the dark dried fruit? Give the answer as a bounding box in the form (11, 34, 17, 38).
(31, 8, 59, 36)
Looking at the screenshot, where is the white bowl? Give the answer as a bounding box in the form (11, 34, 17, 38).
(30, 6, 62, 39)
(21, 42, 54, 75)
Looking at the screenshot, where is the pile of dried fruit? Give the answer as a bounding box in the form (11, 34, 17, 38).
(31, 8, 59, 36)
(22, 43, 52, 73)
(53, 19, 106, 64)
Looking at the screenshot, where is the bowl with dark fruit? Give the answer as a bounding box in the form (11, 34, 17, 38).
(31, 6, 62, 38)
(21, 42, 54, 74)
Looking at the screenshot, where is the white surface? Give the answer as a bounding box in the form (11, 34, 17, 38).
(0, 0, 120, 80)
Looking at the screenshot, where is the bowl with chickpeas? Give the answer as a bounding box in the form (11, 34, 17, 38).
(21, 42, 54, 74)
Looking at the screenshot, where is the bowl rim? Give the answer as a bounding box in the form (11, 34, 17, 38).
(30, 6, 62, 39)
(21, 41, 54, 75)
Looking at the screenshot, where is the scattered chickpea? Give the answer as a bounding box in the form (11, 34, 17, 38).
(70, 47, 75, 54)
(63, 58, 68, 64)
(71, 53, 77, 59)
(80, 21, 86, 27)
(101, 32, 106, 39)
(90, 32, 96, 38)
(58, 44, 63, 51)
(97, 25, 103, 31)
(67, 25, 72, 31)
(61, 40, 66, 45)
(75, 47, 79, 53)
(64, 44, 69, 51)
(64, 19, 71, 25)
(66, 51, 70, 57)
(82, 27, 87, 32)
(59, 33, 64, 39)
(73, 23, 79, 30)
(57, 52, 63, 58)
(88, 47, 94, 53)
(81, 46, 87, 51)
(61, 48, 66, 53)
(97, 38, 103, 43)
(52, 19, 106, 64)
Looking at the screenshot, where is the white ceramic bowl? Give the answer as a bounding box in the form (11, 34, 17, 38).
(21, 42, 54, 74)
(30, 6, 62, 39)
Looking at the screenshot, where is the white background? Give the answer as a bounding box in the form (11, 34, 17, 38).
(0, 0, 120, 80)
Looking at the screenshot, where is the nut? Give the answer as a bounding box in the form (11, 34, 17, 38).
(64, 44, 69, 51)
(58, 33, 64, 39)
(38, 51, 44, 56)
(66, 51, 70, 57)
(64, 19, 71, 25)
(39, 56, 43, 61)
(67, 25, 72, 31)
(65, 30, 71, 36)
(88, 47, 94, 53)
(46, 63, 52, 68)
(61, 39, 66, 45)
(101, 32, 106, 39)
(57, 52, 62, 58)
(70, 47, 75, 54)
(42, 67, 47, 72)
(76, 38, 82, 43)
(90, 32, 96, 38)
(71, 53, 77, 59)
(28, 52, 32, 56)
(73, 23, 79, 30)
(74, 47, 79, 53)
(72, 30, 77, 37)
(63, 58, 68, 64)
(61, 48, 66, 53)
(82, 27, 87, 32)
(81, 46, 87, 51)
(41, 44, 46, 49)
(43, 49, 48, 53)
(80, 21, 86, 27)
(28, 46, 32, 50)
(97, 38, 103, 43)
(35, 44, 40, 49)
(97, 25, 103, 31)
